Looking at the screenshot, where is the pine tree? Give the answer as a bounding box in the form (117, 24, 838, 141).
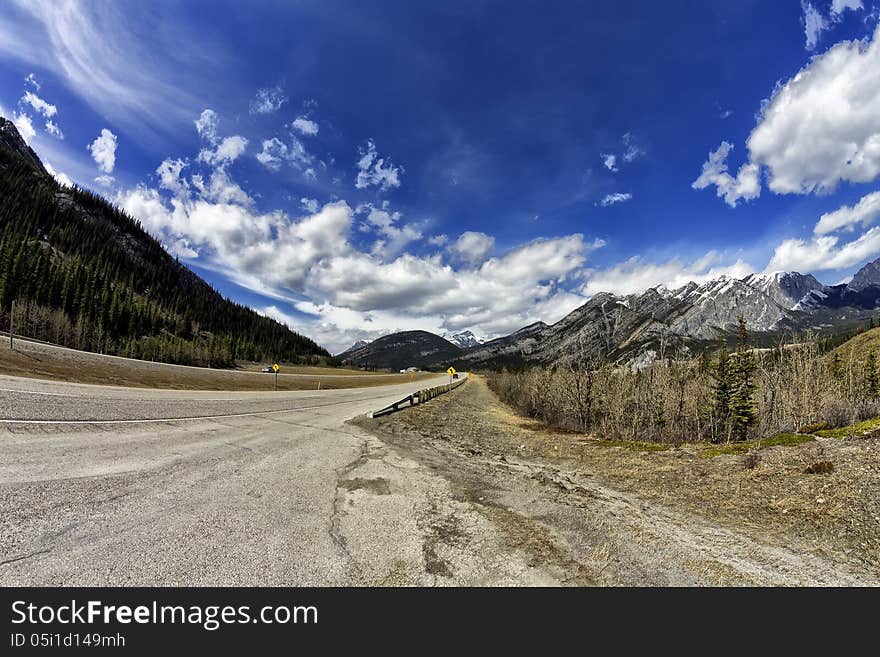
(710, 339, 735, 442)
(729, 316, 758, 441)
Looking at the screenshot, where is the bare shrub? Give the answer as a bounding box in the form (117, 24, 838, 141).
(488, 333, 879, 444)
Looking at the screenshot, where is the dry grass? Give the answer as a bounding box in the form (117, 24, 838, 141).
(0, 339, 435, 390)
(371, 376, 880, 573)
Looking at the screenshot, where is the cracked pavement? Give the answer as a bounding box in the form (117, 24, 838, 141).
(0, 373, 560, 585)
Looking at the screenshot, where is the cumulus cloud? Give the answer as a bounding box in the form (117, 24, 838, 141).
(766, 228, 880, 272)
(300, 197, 319, 213)
(88, 128, 117, 173)
(598, 192, 632, 207)
(198, 135, 247, 168)
(802, 1, 829, 50)
(748, 24, 880, 194)
(194, 109, 219, 144)
(44, 120, 63, 139)
(448, 231, 495, 266)
(814, 190, 880, 235)
(156, 157, 189, 196)
(20, 91, 56, 118)
(355, 139, 402, 190)
(94, 174, 115, 187)
(692, 141, 761, 207)
(11, 112, 35, 143)
(582, 252, 753, 297)
(249, 85, 287, 115)
(43, 160, 73, 188)
(291, 117, 319, 136)
(832, 0, 863, 13)
(256, 136, 311, 173)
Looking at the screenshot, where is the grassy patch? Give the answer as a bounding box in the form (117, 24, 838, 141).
(814, 417, 880, 439)
(700, 433, 814, 457)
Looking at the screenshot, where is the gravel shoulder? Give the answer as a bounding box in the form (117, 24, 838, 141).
(353, 376, 880, 585)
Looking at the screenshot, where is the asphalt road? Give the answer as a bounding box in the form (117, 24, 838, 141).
(0, 374, 557, 586)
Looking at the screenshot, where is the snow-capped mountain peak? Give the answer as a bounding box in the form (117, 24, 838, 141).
(442, 330, 486, 348)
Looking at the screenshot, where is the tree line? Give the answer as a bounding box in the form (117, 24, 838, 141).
(0, 144, 329, 368)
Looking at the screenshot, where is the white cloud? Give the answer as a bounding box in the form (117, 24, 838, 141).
(621, 132, 645, 163)
(428, 234, 449, 247)
(582, 252, 753, 297)
(766, 228, 880, 272)
(44, 120, 63, 139)
(194, 109, 219, 144)
(601, 153, 618, 172)
(88, 128, 117, 173)
(115, 130, 608, 352)
(598, 192, 632, 207)
(814, 190, 880, 235)
(692, 141, 761, 207)
(11, 112, 35, 143)
(24, 72, 39, 90)
(249, 85, 287, 115)
(719, 109, 733, 119)
(43, 160, 73, 187)
(20, 90, 56, 118)
(256, 136, 312, 173)
(802, 1, 829, 51)
(448, 231, 495, 267)
(198, 135, 247, 168)
(355, 139, 402, 190)
(747, 24, 880, 195)
(156, 157, 189, 196)
(94, 174, 115, 187)
(357, 203, 423, 260)
(832, 0, 863, 13)
(291, 117, 318, 136)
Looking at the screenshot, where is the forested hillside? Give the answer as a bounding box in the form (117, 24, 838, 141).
(0, 118, 328, 367)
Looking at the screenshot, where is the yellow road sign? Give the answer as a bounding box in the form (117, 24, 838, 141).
(447, 367, 456, 376)
(272, 363, 280, 373)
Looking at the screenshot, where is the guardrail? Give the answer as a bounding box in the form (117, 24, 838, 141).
(367, 374, 469, 418)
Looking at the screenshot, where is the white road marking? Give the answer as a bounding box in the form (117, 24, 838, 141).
(0, 391, 400, 426)
(0, 387, 77, 397)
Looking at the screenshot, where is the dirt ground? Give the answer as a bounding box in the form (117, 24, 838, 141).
(0, 337, 433, 390)
(354, 376, 880, 585)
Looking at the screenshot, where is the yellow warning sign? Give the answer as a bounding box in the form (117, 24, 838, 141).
(447, 367, 456, 376)
(272, 363, 280, 373)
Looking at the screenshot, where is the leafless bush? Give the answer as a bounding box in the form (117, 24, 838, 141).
(488, 334, 878, 444)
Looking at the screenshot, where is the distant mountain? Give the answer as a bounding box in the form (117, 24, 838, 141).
(442, 330, 486, 348)
(337, 339, 369, 357)
(339, 330, 461, 371)
(337, 259, 880, 371)
(848, 259, 880, 293)
(0, 117, 328, 367)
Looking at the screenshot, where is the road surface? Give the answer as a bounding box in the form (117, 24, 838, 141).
(0, 374, 556, 585)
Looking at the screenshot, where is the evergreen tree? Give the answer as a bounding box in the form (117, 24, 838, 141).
(710, 339, 735, 442)
(729, 316, 758, 441)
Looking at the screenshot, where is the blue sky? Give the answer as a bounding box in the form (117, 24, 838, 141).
(2, 0, 880, 352)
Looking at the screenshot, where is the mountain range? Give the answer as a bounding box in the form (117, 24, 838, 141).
(339, 265, 880, 371)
